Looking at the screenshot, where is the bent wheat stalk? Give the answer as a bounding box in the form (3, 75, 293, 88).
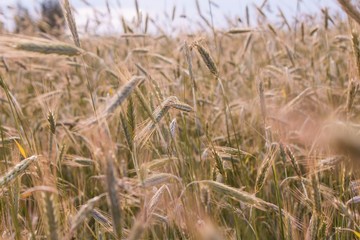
(69, 194, 106, 238)
(16, 42, 82, 56)
(75, 76, 145, 130)
(134, 96, 192, 148)
(255, 144, 278, 192)
(188, 180, 302, 229)
(0, 155, 38, 188)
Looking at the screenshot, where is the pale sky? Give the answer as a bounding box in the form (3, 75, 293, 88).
(0, 0, 344, 34)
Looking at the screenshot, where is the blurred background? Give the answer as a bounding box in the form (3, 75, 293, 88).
(0, 0, 345, 36)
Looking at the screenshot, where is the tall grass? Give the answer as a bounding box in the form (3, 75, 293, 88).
(0, 1, 359, 239)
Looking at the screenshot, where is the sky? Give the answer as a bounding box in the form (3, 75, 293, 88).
(0, 0, 345, 35)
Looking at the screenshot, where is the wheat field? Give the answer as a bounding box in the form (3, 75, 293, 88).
(0, 0, 360, 239)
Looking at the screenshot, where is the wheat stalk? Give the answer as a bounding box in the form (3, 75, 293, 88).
(104, 77, 145, 115)
(192, 180, 301, 229)
(69, 194, 106, 237)
(337, 0, 360, 25)
(91, 209, 113, 230)
(255, 144, 278, 192)
(192, 41, 219, 77)
(147, 184, 168, 214)
(134, 96, 192, 148)
(257, 78, 267, 124)
(0, 155, 38, 188)
(106, 156, 122, 238)
(76, 76, 145, 130)
(61, 0, 81, 47)
(43, 192, 60, 240)
(128, 220, 145, 240)
(169, 118, 177, 138)
(227, 28, 254, 34)
(141, 173, 180, 188)
(47, 111, 56, 170)
(346, 79, 359, 117)
(351, 30, 360, 78)
(311, 173, 322, 214)
(305, 212, 319, 240)
(16, 42, 82, 56)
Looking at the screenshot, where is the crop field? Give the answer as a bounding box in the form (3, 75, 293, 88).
(0, 0, 360, 239)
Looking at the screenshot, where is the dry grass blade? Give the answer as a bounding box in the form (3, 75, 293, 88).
(337, 0, 360, 25)
(347, 80, 359, 116)
(195, 0, 212, 28)
(311, 174, 322, 214)
(255, 144, 278, 192)
(202, 146, 254, 163)
(346, 196, 360, 206)
(184, 42, 196, 90)
(192, 180, 301, 229)
(305, 212, 319, 240)
(334, 228, 360, 238)
(76, 76, 145, 130)
(195, 180, 271, 211)
(61, 0, 81, 47)
(43, 192, 60, 240)
(0, 155, 38, 188)
(0, 57, 9, 72)
(91, 209, 113, 231)
(141, 173, 180, 188)
(141, 157, 178, 170)
(69, 194, 106, 236)
(331, 197, 359, 223)
(106, 156, 122, 238)
(20, 186, 58, 199)
(128, 220, 145, 240)
(169, 118, 177, 138)
(227, 28, 254, 34)
(257, 79, 267, 124)
(120, 112, 133, 148)
(352, 30, 360, 78)
(148, 53, 175, 65)
(121, 34, 149, 38)
(0, 136, 20, 145)
(134, 96, 192, 148)
(147, 185, 168, 214)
